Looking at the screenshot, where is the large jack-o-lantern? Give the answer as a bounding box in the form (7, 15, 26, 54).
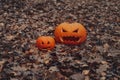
(54, 22, 87, 45)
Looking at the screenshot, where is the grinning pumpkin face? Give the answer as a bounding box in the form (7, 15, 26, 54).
(36, 36, 55, 50)
(54, 22, 87, 45)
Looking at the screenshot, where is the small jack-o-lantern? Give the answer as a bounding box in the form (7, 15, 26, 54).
(36, 36, 55, 50)
(54, 22, 87, 45)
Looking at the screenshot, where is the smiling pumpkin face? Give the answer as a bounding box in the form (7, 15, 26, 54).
(54, 22, 87, 45)
(36, 36, 55, 50)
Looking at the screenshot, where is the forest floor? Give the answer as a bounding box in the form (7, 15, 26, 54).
(0, 0, 120, 80)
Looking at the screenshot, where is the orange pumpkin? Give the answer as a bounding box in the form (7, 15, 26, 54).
(36, 36, 55, 50)
(54, 22, 87, 45)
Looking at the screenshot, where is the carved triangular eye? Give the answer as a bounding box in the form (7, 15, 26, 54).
(42, 41, 44, 44)
(73, 29, 79, 33)
(62, 28, 67, 32)
(47, 41, 50, 44)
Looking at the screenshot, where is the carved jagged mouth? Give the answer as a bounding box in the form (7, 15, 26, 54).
(62, 36, 80, 41)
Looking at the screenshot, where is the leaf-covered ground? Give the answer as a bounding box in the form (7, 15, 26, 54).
(0, 0, 120, 80)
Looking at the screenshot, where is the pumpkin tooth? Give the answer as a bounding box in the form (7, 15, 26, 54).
(77, 38, 81, 42)
(60, 37, 64, 42)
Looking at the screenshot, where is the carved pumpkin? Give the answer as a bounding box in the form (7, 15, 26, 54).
(54, 22, 87, 45)
(36, 36, 55, 50)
